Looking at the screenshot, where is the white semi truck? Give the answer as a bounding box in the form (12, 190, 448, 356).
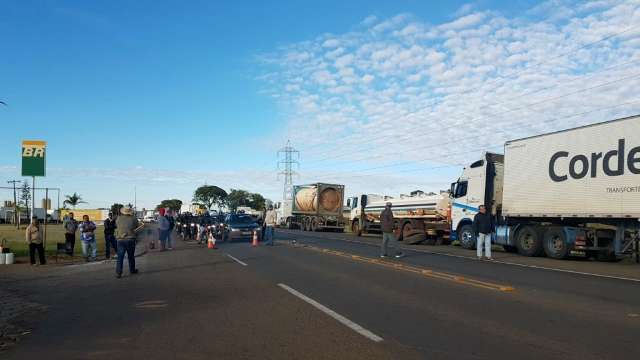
(451, 115, 640, 260)
(348, 192, 451, 244)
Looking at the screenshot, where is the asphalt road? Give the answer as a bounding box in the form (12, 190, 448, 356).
(2, 228, 640, 359)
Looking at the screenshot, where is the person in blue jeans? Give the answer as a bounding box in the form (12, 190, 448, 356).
(263, 205, 277, 246)
(114, 206, 140, 278)
(79, 215, 97, 262)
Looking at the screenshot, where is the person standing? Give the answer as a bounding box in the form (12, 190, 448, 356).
(115, 205, 140, 278)
(165, 209, 175, 250)
(104, 212, 118, 259)
(79, 215, 97, 262)
(263, 205, 277, 246)
(63, 212, 78, 256)
(157, 208, 170, 250)
(380, 202, 403, 259)
(473, 205, 494, 260)
(25, 216, 46, 266)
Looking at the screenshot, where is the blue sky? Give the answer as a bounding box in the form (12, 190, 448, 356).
(1, 0, 639, 209)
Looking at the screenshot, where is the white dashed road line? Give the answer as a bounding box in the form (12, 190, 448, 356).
(278, 283, 383, 343)
(226, 254, 248, 266)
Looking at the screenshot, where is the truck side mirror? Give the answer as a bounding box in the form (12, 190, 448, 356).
(360, 195, 367, 207)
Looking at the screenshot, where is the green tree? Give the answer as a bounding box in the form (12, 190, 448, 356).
(193, 185, 227, 211)
(226, 189, 251, 211)
(110, 203, 124, 215)
(156, 199, 183, 212)
(248, 193, 267, 211)
(63, 192, 86, 209)
(19, 181, 31, 213)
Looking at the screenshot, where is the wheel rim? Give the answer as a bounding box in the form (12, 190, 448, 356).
(550, 235, 564, 251)
(462, 230, 473, 244)
(521, 232, 535, 250)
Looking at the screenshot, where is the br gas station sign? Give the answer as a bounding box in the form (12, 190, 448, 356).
(21, 140, 46, 177)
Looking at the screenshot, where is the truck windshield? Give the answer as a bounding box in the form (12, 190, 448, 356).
(455, 181, 468, 198)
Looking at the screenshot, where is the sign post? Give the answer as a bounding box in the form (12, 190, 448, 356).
(21, 140, 47, 246)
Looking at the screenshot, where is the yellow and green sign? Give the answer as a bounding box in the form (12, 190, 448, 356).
(21, 140, 46, 177)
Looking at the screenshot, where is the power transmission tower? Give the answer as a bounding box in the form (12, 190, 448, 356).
(278, 140, 300, 201)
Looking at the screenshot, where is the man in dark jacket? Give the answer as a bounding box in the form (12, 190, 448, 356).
(104, 212, 118, 259)
(380, 202, 403, 258)
(472, 205, 494, 260)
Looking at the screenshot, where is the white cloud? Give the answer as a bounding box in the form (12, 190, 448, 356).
(257, 1, 640, 196)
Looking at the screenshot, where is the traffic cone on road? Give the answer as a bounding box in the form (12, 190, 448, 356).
(252, 231, 259, 247)
(208, 234, 217, 249)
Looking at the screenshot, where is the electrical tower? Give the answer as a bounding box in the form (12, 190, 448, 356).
(278, 140, 299, 201)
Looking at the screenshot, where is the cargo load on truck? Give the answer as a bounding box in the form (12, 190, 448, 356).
(348, 191, 451, 245)
(285, 183, 346, 232)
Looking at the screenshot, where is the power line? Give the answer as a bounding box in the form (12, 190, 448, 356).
(303, 99, 640, 181)
(304, 57, 640, 164)
(303, 70, 640, 169)
(297, 21, 640, 157)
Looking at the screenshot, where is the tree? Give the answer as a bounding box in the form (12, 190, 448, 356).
(20, 181, 31, 214)
(226, 189, 251, 211)
(110, 203, 124, 216)
(248, 193, 267, 211)
(193, 185, 227, 211)
(63, 192, 86, 209)
(156, 199, 183, 212)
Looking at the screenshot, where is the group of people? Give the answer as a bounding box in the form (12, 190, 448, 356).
(152, 208, 175, 250)
(25, 206, 141, 278)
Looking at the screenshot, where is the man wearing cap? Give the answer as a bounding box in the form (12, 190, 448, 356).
(380, 202, 403, 259)
(115, 205, 140, 278)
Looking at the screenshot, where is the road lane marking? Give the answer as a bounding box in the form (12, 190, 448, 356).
(292, 243, 515, 292)
(279, 230, 640, 283)
(277, 283, 383, 342)
(226, 254, 248, 266)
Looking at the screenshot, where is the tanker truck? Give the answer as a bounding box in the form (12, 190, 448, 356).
(451, 114, 640, 260)
(347, 191, 451, 244)
(284, 183, 346, 232)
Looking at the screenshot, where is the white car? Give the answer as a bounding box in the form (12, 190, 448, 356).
(143, 215, 156, 223)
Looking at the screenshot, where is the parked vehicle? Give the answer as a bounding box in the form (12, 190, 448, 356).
(221, 213, 262, 242)
(451, 115, 640, 260)
(348, 191, 451, 244)
(283, 183, 346, 232)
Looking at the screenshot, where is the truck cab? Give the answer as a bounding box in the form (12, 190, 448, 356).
(347, 194, 388, 235)
(450, 152, 504, 249)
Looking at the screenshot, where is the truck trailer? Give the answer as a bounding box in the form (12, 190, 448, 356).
(284, 183, 346, 232)
(451, 115, 640, 260)
(348, 192, 451, 244)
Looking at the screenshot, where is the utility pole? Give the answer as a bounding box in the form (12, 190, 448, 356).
(278, 140, 300, 201)
(7, 180, 19, 228)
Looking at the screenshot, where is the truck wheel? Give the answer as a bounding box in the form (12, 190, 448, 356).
(516, 226, 544, 257)
(303, 218, 310, 231)
(311, 218, 318, 232)
(458, 224, 476, 249)
(351, 221, 362, 236)
(543, 227, 569, 259)
(286, 218, 292, 230)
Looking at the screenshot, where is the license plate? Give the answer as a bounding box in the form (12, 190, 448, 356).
(242, 231, 252, 235)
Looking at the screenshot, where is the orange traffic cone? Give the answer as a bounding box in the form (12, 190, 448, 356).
(252, 231, 259, 247)
(208, 234, 217, 249)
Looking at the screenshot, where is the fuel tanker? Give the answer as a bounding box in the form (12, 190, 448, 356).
(283, 183, 346, 232)
(347, 191, 452, 244)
